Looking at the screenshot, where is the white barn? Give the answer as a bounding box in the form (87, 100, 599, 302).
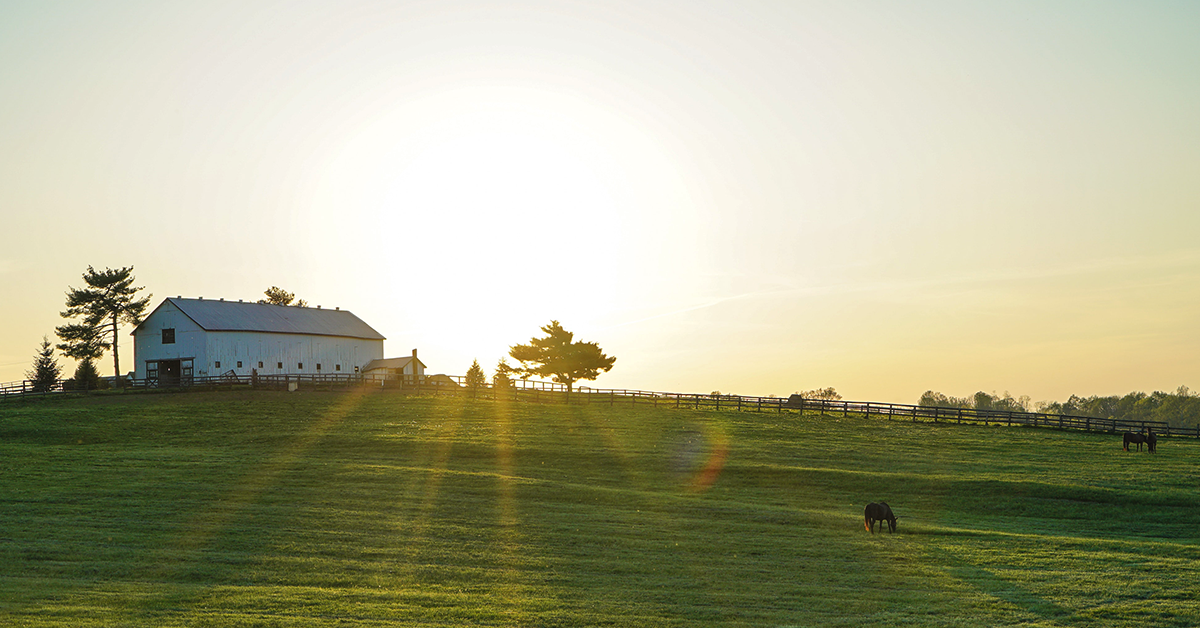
(132, 297, 385, 383)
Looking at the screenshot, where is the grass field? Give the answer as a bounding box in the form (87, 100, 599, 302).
(2, 390, 1198, 627)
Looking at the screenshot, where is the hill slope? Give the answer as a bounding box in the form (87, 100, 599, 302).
(1, 391, 1198, 626)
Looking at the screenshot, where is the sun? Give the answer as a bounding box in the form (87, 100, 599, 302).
(303, 85, 692, 371)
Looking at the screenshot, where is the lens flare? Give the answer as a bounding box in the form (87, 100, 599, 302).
(669, 424, 730, 493)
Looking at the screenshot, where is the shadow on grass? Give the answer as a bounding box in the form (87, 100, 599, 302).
(933, 545, 1075, 625)
(948, 562, 1073, 623)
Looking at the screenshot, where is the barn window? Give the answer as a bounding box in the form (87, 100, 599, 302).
(161, 328, 175, 344)
(147, 362, 159, 380)
(316, 363, 322, 371)
(335, 364, 341, 371)
(215, 361, 221, 369)
(237, 361, 243, 369)
(258, 361, 263, 368)
(298, 362, 303, 369)
(277, 362, 282, 369)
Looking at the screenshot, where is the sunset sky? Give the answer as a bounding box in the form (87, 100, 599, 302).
(2, 1, 1197, 403)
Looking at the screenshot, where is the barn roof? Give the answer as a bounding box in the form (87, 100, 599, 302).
(136, 297, 386, 340)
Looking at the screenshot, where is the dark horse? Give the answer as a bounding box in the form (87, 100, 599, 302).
(864, 502, 897, 534)
(1123, 430, 1147, 452)
(1146, 430, 1158, 453)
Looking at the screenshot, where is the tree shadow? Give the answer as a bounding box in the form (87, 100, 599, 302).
(941, 553, 1074, 624)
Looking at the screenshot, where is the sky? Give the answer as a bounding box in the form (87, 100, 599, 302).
(1, 0, 1197, 404)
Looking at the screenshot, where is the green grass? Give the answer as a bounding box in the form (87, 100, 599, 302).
(1, 391, 1198, 626)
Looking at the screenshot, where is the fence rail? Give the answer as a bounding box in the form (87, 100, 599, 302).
(3, 374, 1196, 438)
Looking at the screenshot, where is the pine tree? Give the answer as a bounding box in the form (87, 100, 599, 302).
(26, 336, 62, 393)
(507, 321, 615, 393)
(493, 359, 514, 393)
(56, 265, 151, 380)
(465, 360, 487, 396)
(71, 358, 102, 391)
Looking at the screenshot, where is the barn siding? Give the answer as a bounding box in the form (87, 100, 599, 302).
(198, 332, 383, 377)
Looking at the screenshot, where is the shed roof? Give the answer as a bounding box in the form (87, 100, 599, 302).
(362, 356, 425, 371)
(136, 298, 386, 340)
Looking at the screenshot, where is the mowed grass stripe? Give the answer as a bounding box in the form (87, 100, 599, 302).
(1, 391, 1198, 626)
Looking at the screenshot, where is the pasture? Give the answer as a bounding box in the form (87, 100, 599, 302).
(1, 391, 1198, 626)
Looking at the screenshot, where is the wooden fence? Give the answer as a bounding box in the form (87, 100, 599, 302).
(3, 374, 1196, 438)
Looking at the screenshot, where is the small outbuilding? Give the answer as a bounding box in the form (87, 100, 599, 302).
(362, 350, 426, 382)
(132, 297, 386, 383)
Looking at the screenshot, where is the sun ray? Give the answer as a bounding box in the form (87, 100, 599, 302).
(128, 388, 372, 617)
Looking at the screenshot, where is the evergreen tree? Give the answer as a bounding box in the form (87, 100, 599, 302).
(465, 359, 487, 396)
(71, 358, 102, 391)
(493, 359, 514, 392)
(507, 321, 615, 393)
(56, 266, 151, 380)
(26, 336, 62, 393)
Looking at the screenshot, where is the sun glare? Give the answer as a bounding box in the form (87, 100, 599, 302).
(304, 86, 697, 369)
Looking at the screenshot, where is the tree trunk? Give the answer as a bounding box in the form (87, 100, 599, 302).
(111, 313, 120, 379)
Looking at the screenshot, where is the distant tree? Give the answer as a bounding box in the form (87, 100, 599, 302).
(493, 359, 514, 392)
(71, 358, 102, 391)
(465, 359, 487, 396)
(258, 286, 308, 307)
(796, 387, 843, 401)
(56, 266, 151, 380)
(917, 390, 971, 408)
(26, 336, 62, 393)
(508, 321, 615, 393)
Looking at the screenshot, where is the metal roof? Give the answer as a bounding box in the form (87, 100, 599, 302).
(363, 356, 425, 371)
(139, 298, 386, 340)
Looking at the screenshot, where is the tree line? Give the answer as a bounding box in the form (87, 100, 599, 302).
(918, 387, 1200, 429)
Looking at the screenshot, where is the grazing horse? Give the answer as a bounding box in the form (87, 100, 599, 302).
(864, 502, 897, 534)
(1146, 430, 1158, 453)
(1123, 431, 1147, 452)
